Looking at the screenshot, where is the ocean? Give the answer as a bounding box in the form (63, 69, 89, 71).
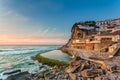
(0, 45, 63, 79)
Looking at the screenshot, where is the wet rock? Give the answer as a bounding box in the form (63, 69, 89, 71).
(3, 69, 21, 75)
(70, 60, 81, 66)
(80, 69, 103, 78)
(33, 53, 120, 80)
(69, 73, 77, 80)
(95, 75, 109, 80)
(66, 64, 81, 73)
(6, 71, 30, 80)
(57, 75, 62, 80)
(44, 76, 49, 80)
(49, 74, 55, 79)
(55, 72, 60, 75)
(28, 63, 35, 65)
(39, 66, 45, 69)
(64, 73, 69, 79)
(77, 76, 83, 80)
(75, 73, 81, 78)
(39, 78, 44, 80)
(34, 72, 44, 79)
(22, 77, 31, 80)
(6, 76, 15, 80)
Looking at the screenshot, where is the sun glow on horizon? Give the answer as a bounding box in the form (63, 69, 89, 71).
(0, 0, 120, 45)
(0, 35, 67, 45)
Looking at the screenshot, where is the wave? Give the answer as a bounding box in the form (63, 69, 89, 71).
(0, 45, 61, 79)
(0, 47, 55, 55)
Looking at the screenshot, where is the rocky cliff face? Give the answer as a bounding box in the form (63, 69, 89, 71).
(61, 21, 98, 50)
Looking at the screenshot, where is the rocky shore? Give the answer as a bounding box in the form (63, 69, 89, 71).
(5, 49, 120, 80)
(5, 64, 50, 80)
(30, 56, 120, 80)
(5, 57, 120, 80)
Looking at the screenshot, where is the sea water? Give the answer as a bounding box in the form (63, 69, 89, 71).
(0, 45, 65, 79)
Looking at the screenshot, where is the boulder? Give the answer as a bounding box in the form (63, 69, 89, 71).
(6, 71, 30, 80)
(64, 73, 69, 79)
(70, 60, 80, 66)
(22, 77, 31, 80)
(3, 69, 21, 75)
(6, 76, 15, 80)
(39, 78, 44, 80)
(95, 75, 109, 80)
(49, 74, 55, 79)
(69, 73, 77, 80)
(66, 64, 81, 73)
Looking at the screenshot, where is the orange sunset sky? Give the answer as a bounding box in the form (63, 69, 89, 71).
(0, 0, 120, 45)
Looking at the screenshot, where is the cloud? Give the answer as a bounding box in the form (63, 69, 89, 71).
(0, 3, 67, 45)
(0, 6, 28, 21)
(0, 10, 12, 17)
(0, 7, 31, 37)
(42, 28, 50, 35)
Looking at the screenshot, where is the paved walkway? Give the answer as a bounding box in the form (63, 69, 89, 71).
(66, 48, 119, 68)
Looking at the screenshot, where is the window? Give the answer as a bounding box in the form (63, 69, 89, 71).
(101, 38, 112, 41)
(78, 33, 83, 38)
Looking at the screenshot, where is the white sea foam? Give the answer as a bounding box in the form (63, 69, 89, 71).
(0, 74, 8, 80)
(0, 45, 61, 76)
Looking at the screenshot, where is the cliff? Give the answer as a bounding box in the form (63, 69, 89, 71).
(60, 21, 99, 50)
(61, 18, 120, 54)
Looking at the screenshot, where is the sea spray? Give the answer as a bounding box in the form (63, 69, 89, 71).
(0, 45, 62, 79)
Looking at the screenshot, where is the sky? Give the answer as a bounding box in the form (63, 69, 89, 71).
(0, 0, 120, 45)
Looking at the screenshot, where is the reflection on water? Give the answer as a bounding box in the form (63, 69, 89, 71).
(41, 50, 70, 62)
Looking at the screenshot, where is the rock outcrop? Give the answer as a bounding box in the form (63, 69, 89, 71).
(32, 56, 120, 80)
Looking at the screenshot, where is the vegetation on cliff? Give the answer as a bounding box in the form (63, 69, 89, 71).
(34, 54, 69, 66)
(74, 21, 96, 26)
(73, 20, 99, 29)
